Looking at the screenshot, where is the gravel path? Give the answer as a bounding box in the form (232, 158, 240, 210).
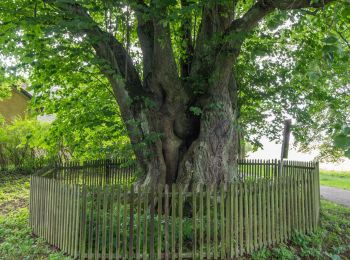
(320, 185, 350, 207)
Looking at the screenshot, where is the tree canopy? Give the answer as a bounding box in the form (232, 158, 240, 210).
(0, 0, 349, 185)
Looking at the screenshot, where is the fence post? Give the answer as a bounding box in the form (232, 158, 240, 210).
(105, 159, 111, 185)
(315, 162, 320, 226)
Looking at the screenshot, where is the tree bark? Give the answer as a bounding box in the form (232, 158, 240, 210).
(49, 0, 335, 189)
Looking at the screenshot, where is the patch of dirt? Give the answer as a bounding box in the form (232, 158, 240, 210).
(0, 197, 28, 215)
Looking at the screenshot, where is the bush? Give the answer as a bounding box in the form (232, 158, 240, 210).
(0, 117, 53, 172)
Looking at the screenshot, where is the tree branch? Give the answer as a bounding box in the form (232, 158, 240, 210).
(190, 1, 236, 90)
(218, 0, 337, 63)
(179, 0, 194, 79)
(46, 0, 155, 172)
(131, 1, 154, 83)
(229, 0, 336, 36)
(335, 28, 350, 49)
(46, 0, 147, 99)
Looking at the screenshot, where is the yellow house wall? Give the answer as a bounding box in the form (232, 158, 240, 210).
(0, 89, 30, 122)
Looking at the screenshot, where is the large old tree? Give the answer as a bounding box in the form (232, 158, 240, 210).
(0, 0, 349, 187)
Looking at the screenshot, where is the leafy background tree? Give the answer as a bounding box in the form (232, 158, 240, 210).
(0, 116, 51, 168)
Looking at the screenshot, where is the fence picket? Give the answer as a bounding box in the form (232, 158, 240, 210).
(157, 186, 162, 260)
(178, 187, 183, 260)
(150, 188, 155, 260)
(192, 186, 197, 260)
(206, 185, 211, 259)
(129, 186, 135, 260)
(122, 186, 128, 259)
(143, 188, 148, 260)
(136, 188, 142, 260)
(213, 185, 218, 259)
(239, 182, 244, 255)
(220, 184, 225, 258)
(199, 185, 204, 260)
(164, 185, 169, 260)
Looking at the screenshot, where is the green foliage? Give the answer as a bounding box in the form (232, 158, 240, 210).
(0, 0, 348, 161)
(236, 3, 350, 157)
(252, 200, 350, 259)
(333, 125, 350, 159)
(0, 118, 53, 170)
(36, 81, 134, 161)
(0, 84, 11, 101)
(0, 173, 69, 259)
(0, 209, 62, 259)
(189, 106, 202, 116)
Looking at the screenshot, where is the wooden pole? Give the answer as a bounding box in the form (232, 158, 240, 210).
(281, 119, 292, 160)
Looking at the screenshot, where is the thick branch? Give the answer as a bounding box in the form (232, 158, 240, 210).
(46, 0, 151, 100)
(151, 4, 187, 110)
(134, 0, 188, 110)
(132, 1, 155, 90)
(229, 0, 336, 35)
(179, 0, 194, 79)
(190, 1, 236, 88)
(47, 0, 155, 172)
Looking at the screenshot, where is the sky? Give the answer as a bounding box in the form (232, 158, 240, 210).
(249, 136, 350, 171)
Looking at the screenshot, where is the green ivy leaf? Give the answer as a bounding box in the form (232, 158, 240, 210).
(189, 106, 202, 116)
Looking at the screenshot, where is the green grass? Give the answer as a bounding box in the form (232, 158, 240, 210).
(320, 170, 350, 190)
(0, 172, 70, 259)
(1, 172, 350, 259)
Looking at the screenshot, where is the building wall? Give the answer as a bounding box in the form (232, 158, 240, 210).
(0, 89, 30, 122)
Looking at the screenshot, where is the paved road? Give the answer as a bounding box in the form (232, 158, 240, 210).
(320, 186, 350, 207)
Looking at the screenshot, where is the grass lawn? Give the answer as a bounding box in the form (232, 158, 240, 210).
(0, 172, 69, 259)
(320, 170, 350, 190)
(0, 173, 349, 259)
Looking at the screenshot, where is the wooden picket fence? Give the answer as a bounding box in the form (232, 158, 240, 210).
(0, 158, 51, 172)
(47, 159, 137, 185)
(30, 160, 320, 259)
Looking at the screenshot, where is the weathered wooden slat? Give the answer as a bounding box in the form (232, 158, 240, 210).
(122, 186, 128, 259)
(95, 186, 102, 259)
(73, 184, 80, 258)
(101, 186, 108, 260)
(164, 185, 169, 260)
(143, 188, 149, 260)
(239, 182, 244, 255)
(150, 188, 155, 260)
(129, 186, 135, 259)
(192, 186, 197, 260)
(136, 188, 142, 260)
(157, 186, 163, 260)
(199, 185, 204, 260)
(108, 186, 115, 259)
(178, 187, 183, 260)
(206, 185, 211, 259)
(234, 183, 239, 256)
(213, 185, 218, 259)
(259, 178, 263, 248)
(220, 185, 225, 259)
(253, 181, 258, 250)
(79, 186, 87, 260)
(244, 182, 250, 253)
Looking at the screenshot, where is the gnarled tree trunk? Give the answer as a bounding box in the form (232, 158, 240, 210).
(51, 0, 334, 188)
